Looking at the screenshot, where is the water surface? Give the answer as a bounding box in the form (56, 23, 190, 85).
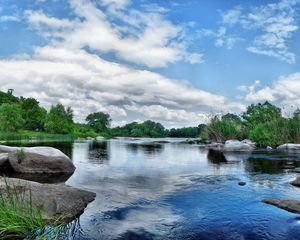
(10, 139, 300, 239)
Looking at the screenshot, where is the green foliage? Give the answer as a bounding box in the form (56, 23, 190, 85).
(86, 112, 111, 133)
(21, 98, 47, 131)
(0, 103, 25, 132)
(242, 101, 282, 127)
(0, 178, 68, 239)
(44, 104, 74, 134)
(72, 124, 98, 138)
(167, 127, 200, 138)
(0, 90, 19, 105)
(110, 120, 166, 138)
(206, 114, 246, 142)
(17, 148, 25, 163)
(249, 119, 291, 146)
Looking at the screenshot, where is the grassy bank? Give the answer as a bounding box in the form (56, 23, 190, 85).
(0, 179, 68, 239)
(0, 131, 74, 143)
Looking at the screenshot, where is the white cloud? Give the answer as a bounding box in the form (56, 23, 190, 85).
(0, 15, 20, 22)
(0, 0, 249, 127)
(221, 6, 242, 26)
(25, 0, 202, 68)
(218, 0, 299, 63)
(199, 27, 241, 49)
(240, 73, 300, 109)
(125, 104, 210, 127)
(0, 46, 242, 127)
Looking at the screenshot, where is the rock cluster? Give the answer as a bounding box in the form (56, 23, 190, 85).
(207, 139, 255, 152)
(0, 145, 95, 223)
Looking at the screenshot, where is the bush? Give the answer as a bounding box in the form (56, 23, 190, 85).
(206, 115, 246, 142)
(249, 119, 290, 146)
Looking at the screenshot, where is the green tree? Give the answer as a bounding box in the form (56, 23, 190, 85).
(0, 90, 19, 105)
(0, 103, 24, 132)
(86, 112, 111, 132)
(44, 104, 73, 134)
(21, 98, 47, 131)
(242, 101, 282, 126)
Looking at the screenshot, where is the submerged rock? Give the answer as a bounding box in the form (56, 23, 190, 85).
(263, 198, 300, 213)
(7, 146, 75, 174)
(238, 181, 246, 186)
(291, 177, 300, 187)
(277, 144, 300, 151)
(0, 177, 96, 223)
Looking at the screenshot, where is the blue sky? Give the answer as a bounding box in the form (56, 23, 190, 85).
(0, 0, 300, 127)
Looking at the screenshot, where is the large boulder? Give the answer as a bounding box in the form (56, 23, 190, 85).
(0, 177, 96, 223)
(0, 145, 18, 153)
(223, 140, 254, 152)
(277, 144, 300, 151)
(263, 198, 300, 213)
(7, 146, 75, 174)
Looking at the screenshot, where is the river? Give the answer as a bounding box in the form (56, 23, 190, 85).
(10, 138, 300, 239)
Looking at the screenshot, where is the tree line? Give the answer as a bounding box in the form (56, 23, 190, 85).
(0, 90, 201, 138)
(1, 90, 300, 145)
(203, 102, 300, 146)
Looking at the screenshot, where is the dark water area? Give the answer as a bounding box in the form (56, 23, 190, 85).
(7, 138, 300, 239)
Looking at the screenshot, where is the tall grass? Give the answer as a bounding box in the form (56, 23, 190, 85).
(0, 131, 74, 143)
(0, 179, 69, 239)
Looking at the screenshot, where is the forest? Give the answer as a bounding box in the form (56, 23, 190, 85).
(1, 89, 300, 146)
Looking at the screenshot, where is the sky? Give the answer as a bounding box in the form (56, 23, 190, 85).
(0, 0, 300, 128)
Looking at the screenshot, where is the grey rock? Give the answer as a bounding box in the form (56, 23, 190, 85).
(0, 177, 96, 223)
(0, 153, 9, 167)
(241, 139, 256, 147)
(263, 198, 300, 213)
(277, 144, 300, 151)
(266, 146, 273, 150)
(291, 177, 300, 187)
(0, 145, 19, 153)
(223, 140, 254, 152)
(8, 146, 75, 174)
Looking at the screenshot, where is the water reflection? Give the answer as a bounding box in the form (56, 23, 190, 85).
(88, 141, 109, 164)
(245, 157, 300, 174)
(125, 143, 164, 157)
(4, 139, 300, 239)
(207, 149, 227, 164)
